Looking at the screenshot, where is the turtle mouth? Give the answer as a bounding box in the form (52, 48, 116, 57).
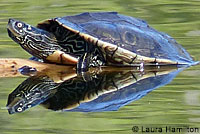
(7, 28, 22, 43)
(7, 19, 22, 37)
(7, 26, 19, 37)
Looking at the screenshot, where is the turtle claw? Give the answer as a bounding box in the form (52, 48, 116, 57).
(18, 66, 37, 76)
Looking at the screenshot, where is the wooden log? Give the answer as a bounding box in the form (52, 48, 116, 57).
(0, 58, 76, 78)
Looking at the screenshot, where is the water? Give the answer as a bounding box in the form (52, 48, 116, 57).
(0, 0, 200, 133)
(6, 66, 183, 114)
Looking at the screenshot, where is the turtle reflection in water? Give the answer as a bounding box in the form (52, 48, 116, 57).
(7, 12, 198, 73)
(7, 66, 183, 114)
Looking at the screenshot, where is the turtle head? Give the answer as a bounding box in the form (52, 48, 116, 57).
(7, 19, 60, 59)
(6, 97, 26, 114)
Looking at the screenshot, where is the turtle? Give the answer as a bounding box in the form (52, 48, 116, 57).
(7, 12, 198, 72)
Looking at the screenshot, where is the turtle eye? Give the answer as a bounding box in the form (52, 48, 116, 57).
(17, 107, 23, 112)
(17, 22, 23, 28)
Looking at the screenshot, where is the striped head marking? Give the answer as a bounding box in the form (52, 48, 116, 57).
(7, 19, 61, 59)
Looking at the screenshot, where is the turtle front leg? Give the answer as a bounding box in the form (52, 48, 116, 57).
(76, 51, 106, 73)
(77, 53, 91, 73)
